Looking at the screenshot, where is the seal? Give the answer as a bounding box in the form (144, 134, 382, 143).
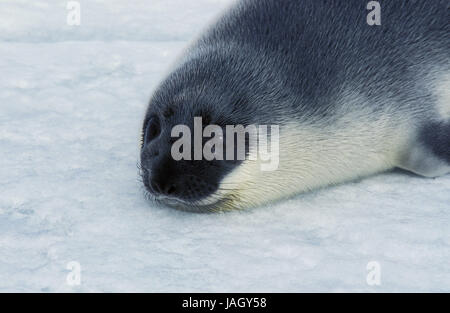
(140, 0, 449, 211)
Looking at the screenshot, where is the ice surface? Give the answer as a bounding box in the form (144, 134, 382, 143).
(0, 0, 449, 292)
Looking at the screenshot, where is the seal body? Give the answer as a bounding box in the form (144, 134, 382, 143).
(140, 0, 450, 211)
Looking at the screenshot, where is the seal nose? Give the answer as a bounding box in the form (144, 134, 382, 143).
(149, 176, 177, 196)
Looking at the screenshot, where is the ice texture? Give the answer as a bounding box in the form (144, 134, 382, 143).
(0, 0, 449, 292)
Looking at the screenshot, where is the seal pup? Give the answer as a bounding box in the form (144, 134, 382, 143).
(140, 0, 449, 211)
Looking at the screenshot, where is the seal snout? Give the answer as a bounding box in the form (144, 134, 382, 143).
(140, 113, 223, 207)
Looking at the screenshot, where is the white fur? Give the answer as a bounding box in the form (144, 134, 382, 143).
(213, 91, 414, 209)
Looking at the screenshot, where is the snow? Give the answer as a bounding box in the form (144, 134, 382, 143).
(0, 0, 449, 292)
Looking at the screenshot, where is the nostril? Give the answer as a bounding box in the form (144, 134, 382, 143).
(165, 184, 176, 195)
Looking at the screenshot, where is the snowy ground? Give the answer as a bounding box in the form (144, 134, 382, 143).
(0, 0, 449, 292)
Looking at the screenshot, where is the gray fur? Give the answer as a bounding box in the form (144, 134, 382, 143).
(141, 0, 449, 211)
